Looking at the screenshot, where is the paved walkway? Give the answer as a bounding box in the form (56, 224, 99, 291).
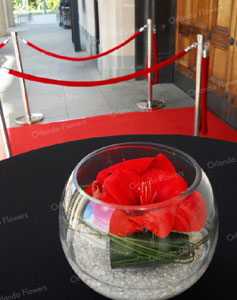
(0, 14, 193, 128)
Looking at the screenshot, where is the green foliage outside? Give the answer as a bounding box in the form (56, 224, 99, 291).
(12, 0, 60, 11)
(46, 0, 60, 10)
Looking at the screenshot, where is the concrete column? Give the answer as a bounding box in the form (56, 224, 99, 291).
(2, 0, 15, 29)
(98, 0, 135, 78)
(0, 0, 7, 37)
(2, 0, 9, 28)
(5, 0, 15, 27)
(77, 0, 135, 77)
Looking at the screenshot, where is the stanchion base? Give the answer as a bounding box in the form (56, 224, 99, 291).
(137, 100, 164, 110)
(15, 113, 44, 126)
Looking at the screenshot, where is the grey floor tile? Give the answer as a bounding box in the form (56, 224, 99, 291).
(64, 87, 101, 103)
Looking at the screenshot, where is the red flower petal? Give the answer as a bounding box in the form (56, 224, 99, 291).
(96, 153, 177, 183)
(140, 168, 188, 203)
(85, 184, 92, 195)
(91, 181, 103, 199)
(149, 153, 176, 173)
(156, 173, 189, 202)
(130, 207, 176, 238)
(85, 181, 118, 204)
(139, 169, 171, 204)
(86, 182, 108, 200)
(173, 191, 207, 232)
(100, 191, 119, 204)
(96, 158, 153, 183)
(109, 210, 144, 237)
(104, 169, 140, 205)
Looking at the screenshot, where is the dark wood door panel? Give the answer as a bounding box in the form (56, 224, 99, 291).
(192, 0, 211, 33)
(175, 0, 237, 126)
(175, 0, 194, 77)
(226, 0, 237, 122)
(209, 44, 230, 99)
(208, 0, 233, 101)
(179, 23, 192, 36)
(176, 0, 212, 79)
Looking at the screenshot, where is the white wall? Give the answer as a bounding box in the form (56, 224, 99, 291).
(98, 0, 135, 77)
(77, 0, 136, 77)
(99, 0, 135, 56)
(79, 0, 96, 37)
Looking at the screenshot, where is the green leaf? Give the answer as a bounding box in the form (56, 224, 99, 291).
(110, 231, 192, 269)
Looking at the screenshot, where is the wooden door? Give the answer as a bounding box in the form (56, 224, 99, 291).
(175, 0, 215, 79)
(208, 0, 234, 104)
(191, 0, 212, 77)
(226, 0, 237, 128)
(175, 0, 237, 128)
(175, 0, 195, 78)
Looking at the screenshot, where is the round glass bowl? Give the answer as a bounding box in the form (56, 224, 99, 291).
(59, 142, 218, 300)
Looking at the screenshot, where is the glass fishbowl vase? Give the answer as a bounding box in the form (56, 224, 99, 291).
(59, 142, 218, 300)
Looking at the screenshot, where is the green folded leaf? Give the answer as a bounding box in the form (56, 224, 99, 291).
(110, 231, 193, 269)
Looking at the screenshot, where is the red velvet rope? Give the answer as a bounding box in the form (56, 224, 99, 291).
(152, 32, 159, 84)
(7, 49, 187, 87)
(25, 30, 141, 61)
(145, 32, 159, 85)
(199, 56, 209, 135)
(0, 40, 9, 50)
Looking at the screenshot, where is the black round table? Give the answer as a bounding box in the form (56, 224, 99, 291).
(0, 135, 236, 300)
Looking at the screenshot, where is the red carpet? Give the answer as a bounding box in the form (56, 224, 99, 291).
(1, 107, 236, 160)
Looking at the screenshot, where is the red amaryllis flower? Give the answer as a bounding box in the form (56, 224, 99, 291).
(86, 154, 207, 238)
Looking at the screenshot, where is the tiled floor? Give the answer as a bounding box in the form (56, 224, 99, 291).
(0, 14, 194, 128)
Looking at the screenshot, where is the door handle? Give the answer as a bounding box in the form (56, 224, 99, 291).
(229, 37, 234, 45)
(161, 24, 167, 30)
(230, 94, 235, 103)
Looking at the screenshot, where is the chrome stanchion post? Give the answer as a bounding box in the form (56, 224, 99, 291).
(194, 34, 204, 137)
(203, 43, 210, 59)
(11, 31, 43, 125)
(0, 99, 12, 158)
(147, 18, 153, 109)
(137, 19, 164, 110)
